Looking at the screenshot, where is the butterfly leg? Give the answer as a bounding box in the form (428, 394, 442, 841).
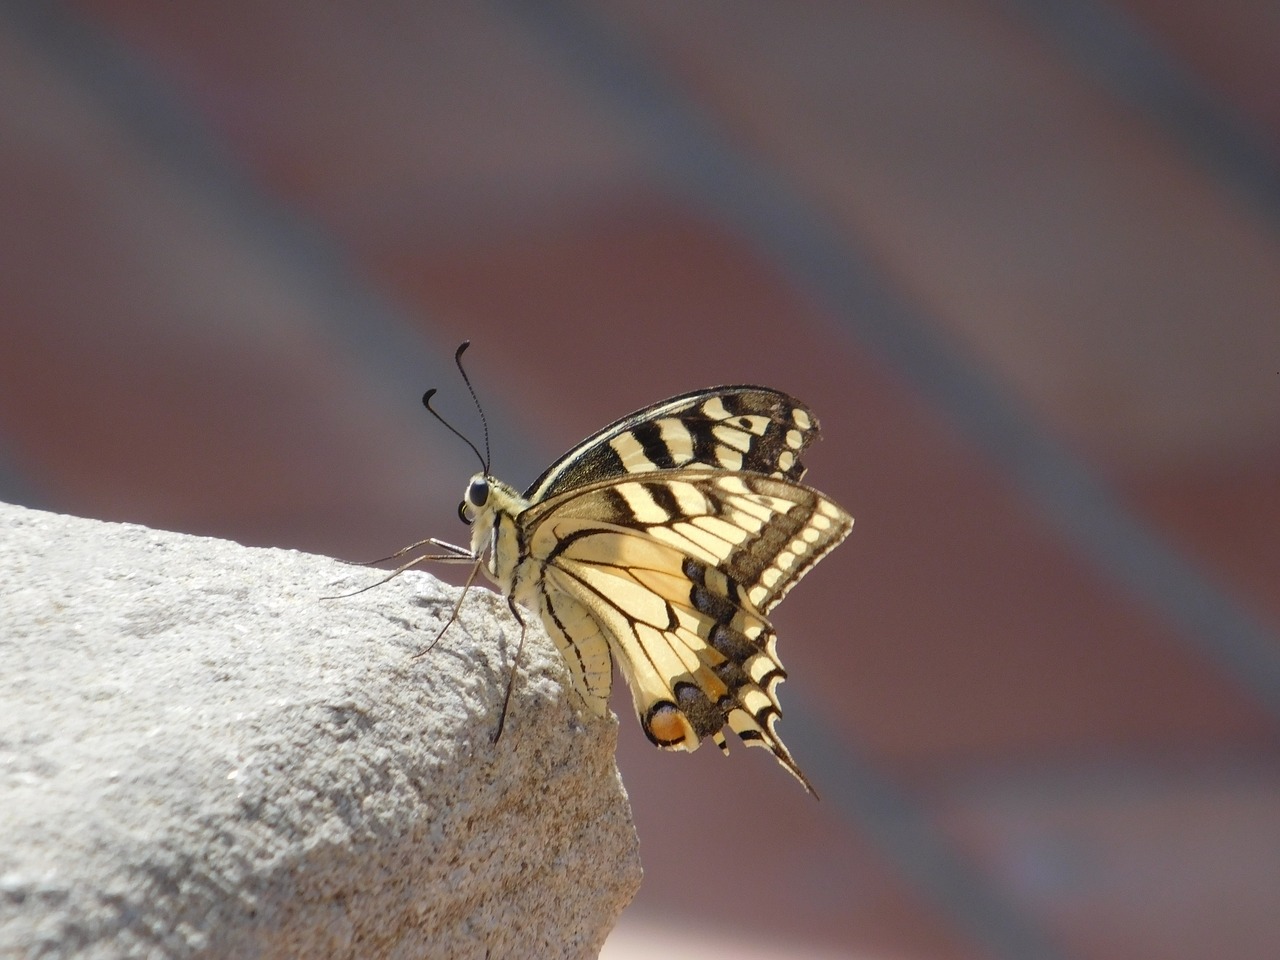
(412, 557, 485, 658)
(354, 536, 474, 567)
(493, 597, 528, 744)
(324, 544, 476, 600)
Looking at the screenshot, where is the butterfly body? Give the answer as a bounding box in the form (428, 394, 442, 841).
(454, 385, 852, 794)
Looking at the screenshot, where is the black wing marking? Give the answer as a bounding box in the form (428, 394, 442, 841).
(522, 386, 822, 501)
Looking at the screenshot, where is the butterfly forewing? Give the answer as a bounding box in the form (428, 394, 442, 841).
(523, 386, 822, 500)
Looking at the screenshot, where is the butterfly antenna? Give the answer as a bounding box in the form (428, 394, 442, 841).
(423, 387, 487, 473)
(451, 340, 491, 474)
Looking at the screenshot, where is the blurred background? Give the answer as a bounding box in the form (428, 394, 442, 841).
(2, 2, 1278, 958)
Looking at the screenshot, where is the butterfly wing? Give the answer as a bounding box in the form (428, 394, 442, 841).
(523, 386, 822, 500)
(515, 470, 852, 793)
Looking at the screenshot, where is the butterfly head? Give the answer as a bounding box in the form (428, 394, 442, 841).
(458, 474, 491, 525)
(459, 471, 527, 591)
(459, 472, 502, 555)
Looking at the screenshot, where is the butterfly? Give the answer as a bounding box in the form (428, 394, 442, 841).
(396, 343, 852, 795)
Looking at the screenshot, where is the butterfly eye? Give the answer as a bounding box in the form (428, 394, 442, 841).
(457, 500, 474, 525)
(467, 477, 490, 507)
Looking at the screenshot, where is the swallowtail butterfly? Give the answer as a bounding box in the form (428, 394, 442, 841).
(399, 344, 852, 794)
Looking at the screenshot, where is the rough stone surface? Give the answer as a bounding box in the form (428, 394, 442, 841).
(0, 502, 641, 959)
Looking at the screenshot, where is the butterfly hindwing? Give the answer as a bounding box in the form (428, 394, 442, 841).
(516, 470, 851, 792)
(535, 582, 615, 718)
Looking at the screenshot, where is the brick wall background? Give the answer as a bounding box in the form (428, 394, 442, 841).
(2, 3, 1277, 958)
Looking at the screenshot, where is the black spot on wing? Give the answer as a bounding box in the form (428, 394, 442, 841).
(675, 681, 728, 738)
(712, 658, 750, 692)
(689, 424, 722, 469)
(691, 584, 737, 624)
(642, 480, 681, 518)
(632, 421, 677, 469)
(600, 486, 636, 526)
(709, 623, 759, 663)
(682, 557, 704, 582)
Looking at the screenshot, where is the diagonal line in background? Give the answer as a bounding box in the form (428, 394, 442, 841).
(0, 0, 543, 478)
(1003, 0, 1280, 229)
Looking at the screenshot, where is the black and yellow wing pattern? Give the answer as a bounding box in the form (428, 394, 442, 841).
(456, 386, 852, 794)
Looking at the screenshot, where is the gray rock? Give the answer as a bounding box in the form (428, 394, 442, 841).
(0, 502, 640, 959)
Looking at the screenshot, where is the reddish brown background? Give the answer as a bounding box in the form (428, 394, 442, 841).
(2, 3, 1277, 959)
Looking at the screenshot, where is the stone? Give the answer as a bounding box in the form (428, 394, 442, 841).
(0, 502, 640, 958)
